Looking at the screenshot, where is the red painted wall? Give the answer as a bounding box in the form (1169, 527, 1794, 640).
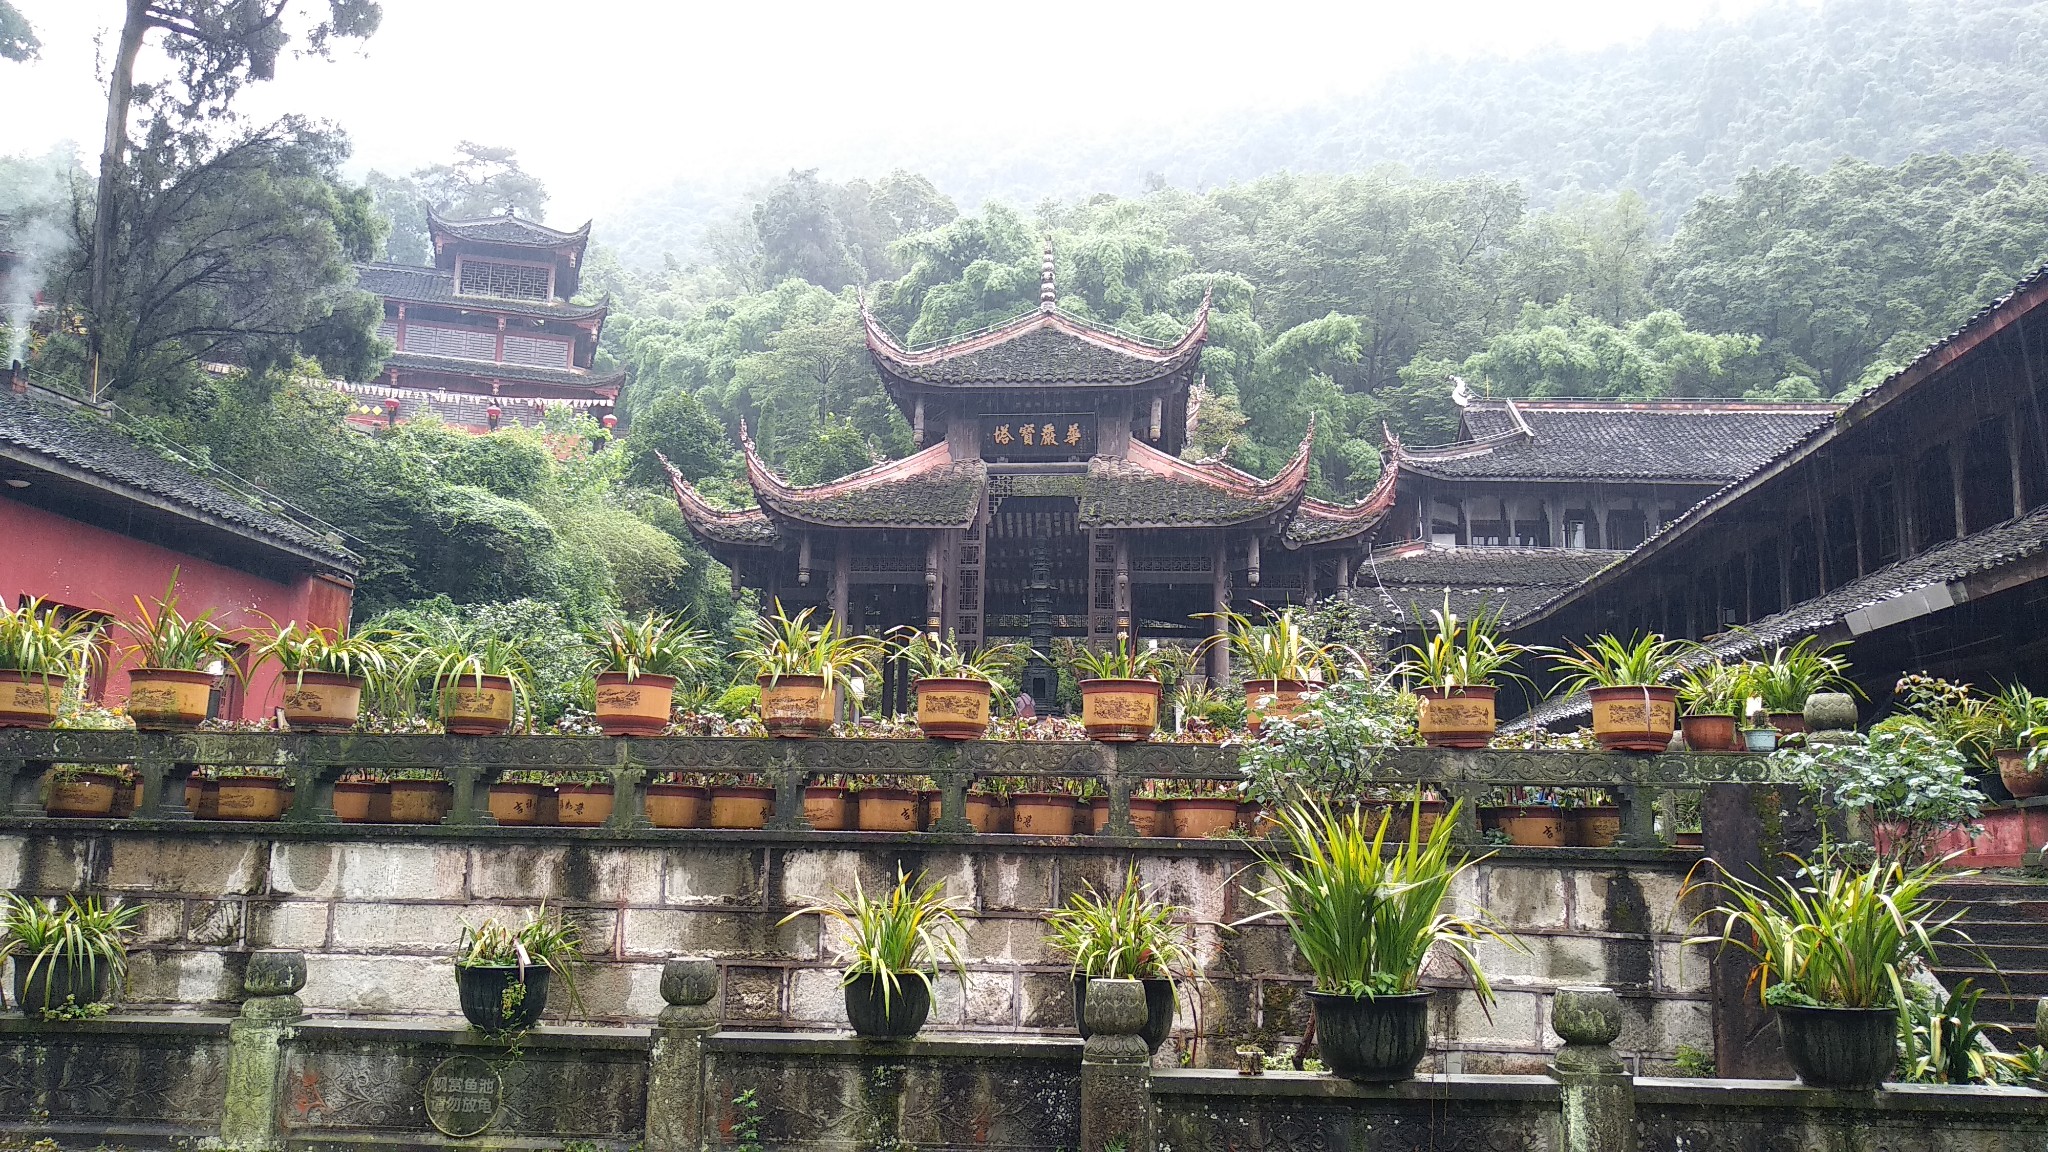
(0, 496, 354, 721)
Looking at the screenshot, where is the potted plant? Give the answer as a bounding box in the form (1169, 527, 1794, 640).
(1562, 789, 1620, 847)
(1987, 684, 2048, 800)
(1394, 597, 1526, 748)
(1070, 634, 1175, 742)
(383, 768, 451, 824)
(120, 579, 242, 730)
(2, 895, 139, 1016)
(709, 773, 775, 829)
(1199, 607, 1353, 731)
(212, 765, 291, 821)
(801, 773, 852, 831)
(645, 773, 708, 829)
(891, 628, 1022, 741)
(586, 612, 713, 737)
(1047, 866, 1193, 1054)
(1676, 661, 1743, 752)
(1751, 638, 1857, 735)
(1772, 719, 1984, 863)
(1479, 789, 1568, 846)
(453, 906, 583, 1033)
(855, 776, 922, 832)
(1545, 633, 1695, 752)
(779, 868, 965, 1040)
(250, 618, 396, 732)
(1161, 779, 1243, 839)
(414, 633, 533, 736)
(1237, 798, 1512, 1081)
(0, 598, 100, 729)
(553, 771, 615, 826)
(489, 770, 548, 826)
(333, 771, 384, 823)
(1687, 849, 1962, 1089)
(1010, 778, 1081, 836)
(735, 604, 882, 738)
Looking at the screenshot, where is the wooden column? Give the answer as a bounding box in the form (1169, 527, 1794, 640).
(925, 537, 942, 631)
(1114, 534, 1131, 633)
(394, 304, 407, 351)
(495, 316, 507, 363)
(1950, 440, 1969, 538)
(1210, 538, 1230, 686)
(1336, 551, 1352, 592)
(2010, 415, 2028, 519)
(831, 536, 850, 628)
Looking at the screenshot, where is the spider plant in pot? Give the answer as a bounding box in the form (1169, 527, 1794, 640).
(1394, 596, 1526, 748)
(452, 904, 584, 1033)
(779, 868, 965, 1039)
(0, 597, 100, 729)
(585, 612, 714, 736)
(1069, 633, 1176, 742)
(1753, 637, 1857, 734)
(735, 603, 882, 738)
(2, 895, 139, 1017)
(120, 576, 242, 730)
(1685, 847, 1965, 1090)
(1544, 633, 1696, 752)
(1986, 684, 2048, 799)
(1675, 660, 1744, 752)
(1047, 865, 1194, 1053)
(250, 617, 397, 732)
(890, 627, 1024, 741)
(1197, 606, 1354, 731)
(413, 633, 534, 736)
(1236, 796, 1514, 1082)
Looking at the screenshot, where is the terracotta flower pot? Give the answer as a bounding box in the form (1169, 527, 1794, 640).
(555, 783, 614, 826)
(0, 671, 64, 728)
(1997, 748, 2048, 800)
(1483, 804, 1567, 846)
(1243, 678, 1318, 733)
(646, 783, 707, 829)
(188, 778, 220, 819)
(709, 785, 774, 829)
(1082, 796, 1165, 835)
(593, 672, 675, 737)
(1167, 796, 1241, 839)
(45, 770, 121, 817)
(488, 782, 545, 826)
(1681, 713, 1738, 752)
(439, 675, 516, 736)
(914, 677, 993, 740)
(857, 786, 920, 832)
(966, 794, 1005, 833)
(804, 785, 852, 831)
(1571, 805, 1621, 847)
(1010, 792, 1078, 836)
(126, 667, 214, 730)
(278, 671, 363, 732)
(758, 674, 833, 738)
(1674, 830, 1704, 849)
(1415, 685, 1499, 749)
(1587, 685, 1678, 752)
(213, 774, 289, 821)
(1769, 712, 1807, 737)
(386, 779, 450, 824)
(332, 780, 381, 823)
(1079, 678, 1160, 742)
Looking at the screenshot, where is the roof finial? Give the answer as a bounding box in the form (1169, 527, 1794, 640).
(1040, 240, 1056, 310)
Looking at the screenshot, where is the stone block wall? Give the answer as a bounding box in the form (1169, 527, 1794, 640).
(0, 826, 1716, 1071)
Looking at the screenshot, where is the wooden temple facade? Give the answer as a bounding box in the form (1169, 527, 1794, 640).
(669, 252, 1392, 699)
(342, 210, 623, 433)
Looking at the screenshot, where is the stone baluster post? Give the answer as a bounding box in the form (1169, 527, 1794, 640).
(1080, 977, 1156, 1152)
(220, 950, 307, 1150)
(1550, 985, 1635, 1152)
(645, 958, 721, 1152)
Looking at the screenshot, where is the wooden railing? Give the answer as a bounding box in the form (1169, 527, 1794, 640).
(0, 730, 1779, 846)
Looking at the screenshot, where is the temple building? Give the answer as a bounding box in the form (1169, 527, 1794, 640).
(669, 252, 1392, 701)
(341, 209, 622, 433)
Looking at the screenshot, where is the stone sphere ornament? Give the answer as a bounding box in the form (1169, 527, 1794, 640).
(242, 949, 307, 998)
(1552, 985, 1625, 1047)
(661, 958, 720, 1008)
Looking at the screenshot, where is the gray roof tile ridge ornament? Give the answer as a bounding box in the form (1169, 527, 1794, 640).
(1041, 239, 1056, 310)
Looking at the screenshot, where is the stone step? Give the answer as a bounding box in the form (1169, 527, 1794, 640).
(1953, 942, 2048, 970)
(1942, 919, 2048, 944)
(1963, 992, 2044, 1028)
(1935, 966, 2048, 997)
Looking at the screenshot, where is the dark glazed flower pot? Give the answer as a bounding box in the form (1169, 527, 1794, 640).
(1072, 974, 1175, 1053)
(1776, 1004, 1897, 1090)
(14, 961, 108, 1015)
(455, 964, 551, 1032)
(844, 971, 931, 1039)
(1307, 990, 1433, 1082)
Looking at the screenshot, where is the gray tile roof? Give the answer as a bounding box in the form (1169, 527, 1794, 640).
(1399, 400, 1838, 483)
(879, 325, 1199, 387)
(1347, 546, 1627, 627)
(427, 210, 591, 251)
(754, 460, 989, 529)
(356, 263, 609, 322)
(386, 351, 622, 393)
(0, 390, 357, 569)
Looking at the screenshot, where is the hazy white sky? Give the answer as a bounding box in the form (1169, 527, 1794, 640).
(0, 0, 1788, 223)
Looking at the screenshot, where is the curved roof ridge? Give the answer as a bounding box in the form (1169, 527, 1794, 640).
(659, 452, 764, 525)
(427, 206, 592, 244)
(739, 421, 958, 499)
(864, 289, 1210, 367)
(1124, 414, 1313, 498)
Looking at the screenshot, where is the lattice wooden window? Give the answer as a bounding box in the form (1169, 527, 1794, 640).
(502, 334, 572, 368)
(458, 260, 551, 300)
